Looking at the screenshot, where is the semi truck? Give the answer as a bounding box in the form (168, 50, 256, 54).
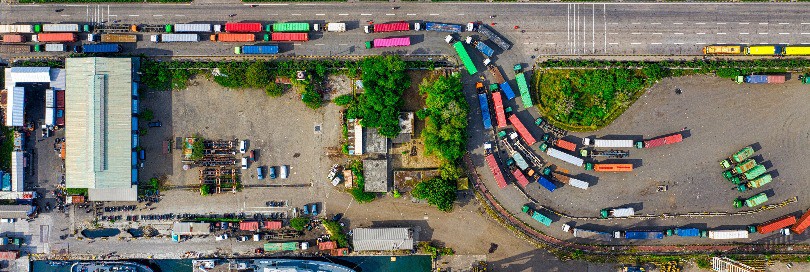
(745, 45, 777, 55)
(0, 25, 34, 33)
(791, 209, 810, 234)
(562, 224, 613, 241)
(512, 169, 530, 188)
(272, 23, 310, 33)
(492, 91, 507, 128)
(579, 149, 628, 159)
(478, 92, 492, 130)
(514, 64, 532, 107)
(76, 43, 121, 53)
(666, 228, 707, 237)
(235, 45, 279, 55)
(33, 33, 76, 42)
(212, 33, 255, 42)
(487, 65, 516, 100)
(729, 164, 768, 185)
(522, 205, 553, 226)
(477, 24, 511, 50)
(616, 230, 664, 240)
(635, 133, 683, 148)
(735, 74, 786, 84)
(600, 207, 634, 218)
(425, 22, 462, 33)
(546, 148, 583, 167)
(757, 215, 797, 234)
(364, 21, 409, 33)
(451, 40, 478, 75)
(737, 174, 772, 192)
(536, 176, 557, 192)
(707, 230, 749, 240)
(100, 34, 137, 43)
(723, 159, 757, 180)
(271, 32, 308, 42)
(1, 35, 24, 43)
(365, 37, 411, 49)
(535, 117, 567, 138)
(323, 23, 346, 32)
(225, 22, 262, 33)
(42, 24, 80, 32)
(549, 171, 589, 190)
(585, 163, 633, 172)
(171, 24, 212, 33)
(703, 45, 742, 55)
(590, 138, 634, 148)
(486, 154, 507, 189)
(507, 115, 536, 146)
(152, 34, 200, 42)
(733, 192, 768, 208)
(721, 146, 754, 169)
(0, 45, 30, 53)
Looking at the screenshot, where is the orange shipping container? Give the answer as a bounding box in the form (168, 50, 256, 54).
(211, 33, 255, 42)
(758, 215, 796, 234)
(556, 139, 577, 152)
(2, 34, 24, 43)
(594, 164, 633, 172)
(791, 209, 810, 234)
(36, 33, 76, 42)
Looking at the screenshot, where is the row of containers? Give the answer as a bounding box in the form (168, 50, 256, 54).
(523, 204, 810, 241)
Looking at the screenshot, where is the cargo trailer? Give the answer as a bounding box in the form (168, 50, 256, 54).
(101, 34, 137, 43)
(522, 205, 552, 226)
(734, 192, 768, 208)
(723, 159, 757, 180)
(742, 164, 767, 180)
(488, 65, 506, 84)
(452, 41, 478, 75)
(619, 231, 664, 240)
(492, 92, 507, 128)
(42, 24, 80, 32)
(635, 133, 683, 148)
(592, 139, 634, 148)
(225, 23, 262, 33)
(173, 24, 212, 33)
(791, 209, 810, 234)
(474, 41, 495, 57)
(669, 228, 705, 237)
(271, 32, 308, 42)
(536, 176, 556, 192)
(478, 93, 492, 130)
(156, 34, 200, 43)
(1, 35, 24, 43)
(0, 25, 33, 34)
(485, 154, 507, 189)
(737, 174, 772, 192)
(515, 72, 532, 107)
(708, 230, 749, 240)
(324, 23, 346, 32)
(77, 43, 120, 53)
(572, 227, 612, 241)
(365, 37, 411, 49)
(235, 45, 279, 55)
(546, 147, 583, 167)
(721, 146, 754, 169)
(512, 169, 530, 188)
(783, 46, 810, 56)
(364, 22, 409, 33)
(745, 45, 777, 55)
(757, 215, 797, 234)
(212, 33, 255, 42)
(511, 152, 529, 170)
(477, 24, 511, 50)
(585, 163, 633, 172)
(555, 139, 576, 152)
(44, 44, 64, 52)
(425, 22, 462, 33)
(33, 33, 76, 42)
(703, 45, 742, 55)
(600, 207, 634, 218)
(508, 115, 536, 146)
(737, 74, 786, 84)
(272, 22, 310, 33)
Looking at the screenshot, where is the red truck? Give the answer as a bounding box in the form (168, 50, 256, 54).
(211, 33, 255, 42)
(271, 32, 308, 42)
(555, 139, 576, 152)
(512, 169, 530, 188)
(636, 133, 683, 148)
(2, 34, 24, 43)
(225, 22, 262, 33)
(508, 115, 536, 146)
(486, 154, 507, 189)
(791, 209, 810, 234)
(35, 33, 76, 42)
(757, 215, 797, 234)
(364, 21, 409, 33)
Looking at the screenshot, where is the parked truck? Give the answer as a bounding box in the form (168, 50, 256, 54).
(425, 22, 462, 33)
(323, 23, 346, 32)
(536, 176, 557, 192)
(76, 43, 121, 53)
(707, 230, 749, 240)
(477, 24, 511, 50)
(100, 34, 137, 43)
(486, 154, 507, 189)
(616, 230, 664, 240)
(153, 34, 200, 42)
(562, 224, 612, 241)
(790, 209, 810, 234)
(1, 34, 24, 43)
(478, 91, 492, 130)
(171, 24, 212, 33)
(507, 115, 536, 146)
(721, 146, 755, 169)
(554, 139, 576, 152)
(365, 37, 411, 49)
(546, 147, 583, 167)
(733, 164, 767, 184)
(0, 45, 29, 53)
(757, 215, 797, 234)
(600, 207, 634, 218)
(549, 171, 589, 190)
(33, 33, 76, 42)
(512, 168, 530, 188)
(212, 33, 255, 42)
(43, 44, 65, 52)
(635, 133, 683, 148)
(492, 91, 507, 128)
(0, 25, 34, 33)
(522, 205, 553, 226)
(590, 139, 634, 148)
(745, 45, 777, 55)
(487, 65, 516, 100)
(514, 64, 532, 107)
(666, 228, 707, 237)
(703, 45, 742, 55)
(272, 22, 310, 33)
(734, 192, 768, 208)
(723, 159, 757, 180)
(736, 74, 786, 84)
(364, 21, 409, 33)
(235, 45, 279, 55)
(225, 22, 262, 33)
(271, 32, 308, 42)
(580, 149, 628, 159)
(451, 40, 478, 75)
(473, 40, 495, 57)
(584, 163, 633, 172)
(737, 174, 772, 192)
(42, 24, 80, 32)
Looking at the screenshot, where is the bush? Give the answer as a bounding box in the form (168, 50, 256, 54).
(333, 94, 355, 106)
(301, 84, 323, 110)
(246, 61, 271, 88)
(0, 127, 13, 171)
(322, 220, 349, 247)
(189, 136, 205, 161)
(412, 178, 457, 212)
(265, 82, 283, 97)
(357, 56, 410, 138)
(139, 108, 154, 121)
(290, 217, 310, 231)
(65, 188, 88, 196)
(348, 160, 376, 203)
(200, 184, 211, 196)
(418, 74, 468, 163)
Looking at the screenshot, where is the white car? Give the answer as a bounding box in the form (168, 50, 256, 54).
(241, 157, 248, 170)
(300, 242, 309, 250)
(280, 165, 289, 179)
(0, 218, 15, 223)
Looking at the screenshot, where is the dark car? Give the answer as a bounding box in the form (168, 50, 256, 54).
(148, 121, 162, 128)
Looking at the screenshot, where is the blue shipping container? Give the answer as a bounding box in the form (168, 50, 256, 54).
(625, 231, 664, 240)
(132, 152, 137, 166)
(475, 41, 494, 57)
(132, 117, 138, 131)
(675, 228, 701, 237)
(745, 75, 769, 84)
(132, 168, 138, 185)
(132, 133, 139, 149)
(132, 82, 139, 97)
(537, 176, 557, 192)
(132, 99, 139, 114)
(0, 172, 8, 191)
(500, 82, 515, 100)
(242, 45, 279, 55)
(80, 43, 120, 53)
(425, 22, 462, 33)
(478, 93, 492, 130)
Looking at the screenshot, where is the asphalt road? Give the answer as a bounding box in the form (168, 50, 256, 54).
(2, 2, 810, 59)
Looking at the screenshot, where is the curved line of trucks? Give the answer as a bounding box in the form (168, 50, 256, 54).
(704, 45, 810, 56)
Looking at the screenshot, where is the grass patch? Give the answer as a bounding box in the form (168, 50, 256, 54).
(348, 160, 376, 203)
(0, 127, 13, 172)
(289, 217, 310, 231)
(65, 188, 88, 196)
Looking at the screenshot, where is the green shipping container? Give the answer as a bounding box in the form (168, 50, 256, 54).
(516, 73, 532, 108)
(748, 174, 772, 188)
(272, 23, 310, 33)
(264, 242, 299, 251)
(732, 146, 755, 163)
(530, 211, 553, 227)
(743, 164, 766, 180)
(733, 159, 757, 174)
(745, 193, 768, 207)
(452, 41, 478, 75)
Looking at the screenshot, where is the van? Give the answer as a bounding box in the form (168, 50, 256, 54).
(239, 140, 247, 153)
(364, 25, 371, 33)
(0, 218, 15, 223)
(280, 165, 289, 179)
(241, 157, 248, 170)
(253, 234, 261, 241)
(269, 166, 277, 179)
(257, 166, 264, 180)
(301, 242, 309, 250)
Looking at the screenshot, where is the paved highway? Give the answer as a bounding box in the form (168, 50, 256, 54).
(2, 2, 810, 59)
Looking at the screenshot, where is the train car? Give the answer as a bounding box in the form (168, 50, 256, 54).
(703, 45, 742, 55)
(745, 45, 777, 56)
(783, 46, 810, 56)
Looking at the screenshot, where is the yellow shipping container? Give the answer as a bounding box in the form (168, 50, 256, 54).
(745, 45, 777, 55)
(703, 45, 742, 55)
(784, 46, 810, 56)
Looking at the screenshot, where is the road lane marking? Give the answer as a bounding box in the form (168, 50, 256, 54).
(779, 33, 790, 35)
(545, 42, 556, 45)
(696, 42, 706, 45)
(457, 13, 465, 15)
(632, 22, 640, 25)
(293, 43, 301, 45)
(610, 22, 618, 25)
(153, 15, 162, 17)
(609, 42, 619, 45)
(291, 13, 301, 16)
(631, 32, 641, 35)
(802, 33, 810, 35)
(716, 32, 726, 35)
(630, 42, 641, 45)
(430, 13, 439, 15)
(315, 43, 325, 46)
(802, 23, 810, 25)
(716, 22, 726, 25)
(759, 32, 768, 35)
(696, 22, 706, 25)
(779, 23, 789, 25)
(673, 23, 683, 25)
(128, 14, 139, 17)
(741, 42, 749, 45)
(779, 42, 789, 45)
(739, 22, 749, 25)
(802, 43, 810, 45)
(759, 22, 768, 25)
(175, 15, 185, 17)
(650, 22, 660, 25)
(740, 32, 749, 35)
(407, 14, 416, 16)
(386, 14, 395, 16)
(652, 33, 662, 35)
(674, 33, 683, 35)
(674, 42, 684, 45)
(316, 14, 325, 16)
(339, 14, 348, 16)
(608, 32, 618, 35)
(696, 32, 705, 35)
(361, 13, 372, 16)
(651, 42, 662, 45)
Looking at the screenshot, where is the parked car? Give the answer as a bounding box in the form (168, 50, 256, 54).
(0, 218, 15, 223)
(302, 204, 309, 215)
(301, 242, 309, 250)
(215, 234, 229, 241)
(241, 157, 248, 170)
(269, 166, 277, 179)
(257, 166, 264, 180)
(147, 121, 162, 128)
(239, 140, 247, 154)
(237, 235, 250, 242)
(280, 165, 289, 179)
(249, 150, 256, 162)
(310, 203, 318, 216)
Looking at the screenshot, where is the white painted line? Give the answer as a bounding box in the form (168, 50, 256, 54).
(802, 43, 810, 45)
(522, 42, 530, 45)
(270, 14, 278, 16)
(802, 23, 810, 25)
(716, 22, 726, 25)
(608, 32, 618, 35)
(339, 14, 348, 16)
(65, 4, 87, 6)
(759, 22, 768, 25)
(696, 22, 706, 25)
(673, 23, 683, 25)
(293, 43, 301, 46)
(316, 14, 325, 16)
(175, 15, 185, 17)
(652, 33, 662, 35)
(457, 13, 465, 16)
(631, 32, 641, 35)
(674, 33, 683, 35)
(296, 3, 315, 6)
(128, 14, 139, 17)
(759, 33, 768, 35)
(650, 22, 660, 25)
(361, 13, 372, 16)
(673, 42, 684, 45)
(740, 32, 749, 35)
(291, 13, 301, 16)
(609, 42, 619, 45)
(759, 42, 768, 44)
(779, 23, 789, 25)
(696, 32, 706, 35)
(407, 14, 416, 16)
(254, 3, 287, 5)
(610, 22, 618, 25)
(741, 42, 749, 45)
(386, 14, 395, 16)
(739, 22, 749, 25)
(779, 33, 790, 35)
(430, 13, 439, 16)
(651, 42, 662, 45)
(716, 32, 726, 35)
(802, 33, 810, 35)
(632, 22, 640, 25)
(545, 42, 555, 45)
(779, 42, 789, 45)
(153, 14, 163, 17)
(696, 42, 706, 45)
(630, 42, 642, 45)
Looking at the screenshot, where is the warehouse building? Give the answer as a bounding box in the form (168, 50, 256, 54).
(351, 227, 414, 251)
(171, 222, 211, 236)
(65, 57, 139, 202)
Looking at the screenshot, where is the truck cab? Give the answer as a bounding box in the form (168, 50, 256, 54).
(87, 34, 97, 42)
(444, 35, 454, 44)
(414, 22, 421, 31)
(364, 25, 372, 33)
(150, 35, 160, 42)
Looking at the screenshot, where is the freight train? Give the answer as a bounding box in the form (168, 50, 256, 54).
(703, 45, 810, 56)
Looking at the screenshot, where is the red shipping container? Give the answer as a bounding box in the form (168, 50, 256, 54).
(758, 215, 797, 234)
(225, 22, 262, 33)
(36, 33, 76, 42)
(492, 92, 507, 128)
(512, 169, 529, 188)
(508, 115, 536, 146)
(2, 34, 24, 43)
(556, 139, 576, 152)
(318, 241, 337, 250)
(790, 209, 810, 234)
(0, 251, 18, 260)
(56, 90, 65, 108)
(263, 221, 282, 230)
(485, 154, 507, 189)
(271, 32, 308, 42)
(766, 75, 786, 84)
(214, 33, 255, 42)
(373, 37, 410, 48)
(373, 22, 409, 33)
(594, 164, 633, 172)
(239, 221, 260, 231)
(644, 133, 683, 148)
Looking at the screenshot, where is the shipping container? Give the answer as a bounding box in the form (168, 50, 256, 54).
(159, 34, 200, 42)
(0, 25, 33, 34)
(42, 24, 80, 32)
(34, 33, 76, 42)
(225, 22, 262, 33)
(622, 231, 664, 240)
(45, 89, 55, 108)
(703, 45, 742, 55)
(546, 147, 583, 167)
(593, 139, 634, 148)
(174, 24, 212, 33)
(264, 242, 299, 251)
(44, 44, 64, 52)
(485, 154, 507, 189)
(639, 133, 683, 148)
(477, 25, 511, 50)
(0, 45, 29, 53)
(488, 65, 506, 84)
(78, 43, 120, 53)
(499, 82, 515, 100)
(452, 41, 478, 75)
(367, 37, 411, 48)
(213, 33, 255, 42)
(567, 178, 589, 190)
(784, 46, 810, 56)
(743, 192, 768, 208)
(44, 107, 55, 126)
(745, 45, 777, 55)
(724, 159, 757, 180)
(708, 230, 749, 240)
(368, 22, 409, 33)
(325, 23, 346, 32)
(272, 22, 310, 33)
(602, 207, 634, 218)
(101, 34, 137, 43)
(511, 152, 529, 170)
(1, 34, 24, 43)
(492, 92, 507, 128)
(515, 73, 532, 108)
(743, 164, 766, 180)
(236, 45, 279, 55)
(572, 228, 612, 241)
(757, 215, 797, 234)
(674, 228, 702, 237)
(56, 109, 64, 126)
(746, 174, 772, 189)
(791, 209, 810, 234)
(508, 115, 536, 146)
(521, 206, 553, 227)
(425, 22, 462, 33)
(590, 163, 633, 172)
(551, 172, 570, 184)
(555, 139, 576, 152)
(474, 41, 495, 57)
(478, 93, 492, 130)
(537, 176, 557, 192)
(744, 74, 786, 84)
(57, 90, 65, 108)
(721, 146, 755, 169)
(512, 169, 530, 188)
(271, 32, 308, 42)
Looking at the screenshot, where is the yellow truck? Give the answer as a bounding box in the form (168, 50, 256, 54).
(745, 45, 777, 55)
(703, 45, 742, 55)
(783, 46, 810, 56)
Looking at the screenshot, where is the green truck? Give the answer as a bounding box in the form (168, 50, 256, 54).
(522, 205, 553, 226)
(452, 41, 478, 75)
(514, 64, 532, 108)
(721, 146, 754, 169)
(734, 192, 768, 208)
(264, 242, 299, 251)
(737, 174, 773, 192)
(730, 164, 767, 184)
(723, 159, 757, 180)
(800, 74, 810, 84)
(271, 23, 310, 33)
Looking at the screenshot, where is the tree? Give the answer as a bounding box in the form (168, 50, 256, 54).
(245, 61, 271, 88)
(139, 108, 154, 121)
(290, 217, 310, 231)
(357, 56, 410, 138)
(412, 178, 457, 212)
(265, 82, 283, 97)
(333, 94, 354, 106)
(418, 74, 469, 163)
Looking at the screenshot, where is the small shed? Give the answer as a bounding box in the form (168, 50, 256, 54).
(318, 241, 337, 251)
(172, 222, 211, 236)
(363, 159, 389, 193)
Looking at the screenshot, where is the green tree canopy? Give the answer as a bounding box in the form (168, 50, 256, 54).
(412, 178, 457, 212)
(358, 56, 410, 138)
(245, 61, 271, 88)
(418, 74, 468, 163)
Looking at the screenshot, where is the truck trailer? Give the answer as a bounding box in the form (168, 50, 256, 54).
(791, 209, 810, 234)
(478, 92, 492, 130)
(600, 207, 634, 218)
(708, 230, 749, 240)
(474, 40, 495, 57)
(225, 22, 262, 33)
(212, 33, 255, 42)
(272, 23, 310, 33)
(42, 24, 80, 32)
(477, 24, 511, 50)
(0, 45, 30, 53)
(783, 45, 810, 56)
(76, 43, 121, 53)
(757, 215, 797, 234)
(425, 22, 462, 33)
(1, 34, 24, 43)
(550, 172, 589, 190)
(522, 205, 553, 226)
(101, 34, 137, 43)
(451, 41, 478, 75)
(563, 224, 612, 241)
(585, 163, 633, 172)
(736, 74, 786, 84)
(635, 133, 683, 148)
(734, 192, 768, 208)
(667, 228, 706, 237)
(271, 33, 308, 42)
(546, 148, 583, 167)
(235, 45, 279, 55)
(33, 33, 76, 42)
(745, 45, 777, 55)
(365, 37, 411, 49)
(512, 169, 530, 188)
(723, 159, 757, 180)
(172, 24, 212, 33)
(153, 34, 200, 42)
(721, 146, 754, 169)
(617, 231, 664, 240)
(492, 92, 507, 128)
(487, 65, 516, 99)
(485, 154, 507, 189)
(364, 22, 409, 33)
(592, 139, 634, 148)
(508, 115, 536, 146)
(324, 23, 346, 32)
(536, 176, 557, 192)
(43, 44, 65, 52)
(0, 25, 34, 33)
(737, 174, 772, 192)
(703, 45, 742, 55)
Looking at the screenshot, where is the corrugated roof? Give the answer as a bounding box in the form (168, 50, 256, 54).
(10, 151, 23, 192)
(240, 221, 260, 231)
(352, 227, 413, 251)
(5, 87, 23, 127)
(49, 68, 66, 90)
(318, 241, 337, 250)
(65, 58, 135, 201)
(0, 204, 32, 218)
(172, 222, 211, 235)
(0, 251, 18, 260)
(263, 221, 282, 230)
(10, 67, 50, 82)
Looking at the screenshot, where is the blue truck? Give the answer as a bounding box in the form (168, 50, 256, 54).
(478, 93, 492, 130)
(235, 45, 279, 55)
(499, 82, 515, 100)
(617, 230, 664, 240)
(76, 43, 121, 53)
(474, 41, 494, 57)
(537, 176, 557, 192)
(667, 228, 707, 237)
(426, 22, 462, 33)
(477, 25, 511, 50)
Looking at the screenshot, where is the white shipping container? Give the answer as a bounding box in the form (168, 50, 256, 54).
(174, 24, 212, 33)
(45, 44, 65, 52)
(568, 178, 589, 190)
(594, 139, 634, 148)
(572, 228, 612, 241)
(42, 24, 80, 32)
(325, 23, 346, 32)
(0, 25, 34, 34)
(611, 207, 635, 217)
(45, 107, 55, 126)
(546, 147, 584, 167)
(159, 34, 199, 42)
(708, 230, 749, 240)
(45, 89, 55, 108)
